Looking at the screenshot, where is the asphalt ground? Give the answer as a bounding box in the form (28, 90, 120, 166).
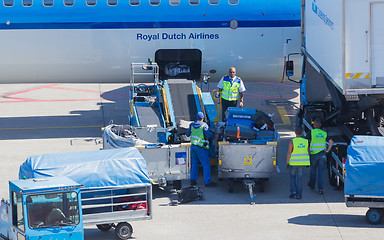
(0, 82, 382, 240)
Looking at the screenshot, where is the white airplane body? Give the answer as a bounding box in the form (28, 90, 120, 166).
(0, 0, 301, 83)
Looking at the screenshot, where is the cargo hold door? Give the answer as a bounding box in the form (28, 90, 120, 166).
(371, 3, 384, 87)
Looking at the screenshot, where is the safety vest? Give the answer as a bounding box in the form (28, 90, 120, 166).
(222, 76, 241, 101)
(310, 128, 327, 154)
(191, 124, 209, 149)
(289, 137, 310, 166)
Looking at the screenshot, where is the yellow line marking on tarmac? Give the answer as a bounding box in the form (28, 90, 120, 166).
(276, 106, 291, 126)
(0, 125, 103, 130)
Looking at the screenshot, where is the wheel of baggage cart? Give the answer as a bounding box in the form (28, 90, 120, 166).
(228, 179, 234, 193)
(327, 155, 337, 186)
(366, 208, 383, 225)
(115, 222, 133, 240)
(173, 180, 182, 190)
(97, 224, 112, 231)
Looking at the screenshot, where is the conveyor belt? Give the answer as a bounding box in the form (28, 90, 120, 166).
(167, 79, 198, 122)
(136, 105, 163, 127)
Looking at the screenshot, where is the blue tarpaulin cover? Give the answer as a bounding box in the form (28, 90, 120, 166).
(19, 148, 151, 190)
(345, 135, 384, 196)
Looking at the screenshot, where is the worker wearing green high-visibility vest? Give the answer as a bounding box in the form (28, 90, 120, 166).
(217, 67, 246, 121)
(286, 126, 310, 199)
(306, 118, 334, 195)
(186, 112, 216, 187)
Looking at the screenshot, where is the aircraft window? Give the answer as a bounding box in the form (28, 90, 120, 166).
(130, 0, 139, 5)
(209, 0, 218, 4)
(4, 0, 14, 6)
(43, 0, 53, 6)
(169, 0, 179, 6)
(64, 0, 74, 6)
(87, 0, 96, 5)
(22, 0, 32, 6)
(108, 0, 117, 5)
(228, 0, 238, 4)
(189, 0, 198, 5)
(150, 0, 159, 5)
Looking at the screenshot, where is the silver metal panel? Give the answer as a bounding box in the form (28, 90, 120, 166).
(83, 210, 151, 225)
(138, 144, 190, 183)
(218, 143, 277, 179)
(345, 201, 384, 208)
(82, 185, 152, 225)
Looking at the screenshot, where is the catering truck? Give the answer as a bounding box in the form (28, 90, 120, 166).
(287, 0, 384, 187)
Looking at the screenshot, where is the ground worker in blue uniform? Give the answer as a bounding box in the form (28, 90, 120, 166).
(306, 118, 334, 194)
(217, 67, 246, 121)
(186, 112, 217, 187)
(286, 126, 310, 199)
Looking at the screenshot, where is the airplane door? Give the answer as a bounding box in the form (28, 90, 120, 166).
(155, 49, 202, 80)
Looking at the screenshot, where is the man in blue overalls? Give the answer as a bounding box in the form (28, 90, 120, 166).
(186, 112, 217, 187)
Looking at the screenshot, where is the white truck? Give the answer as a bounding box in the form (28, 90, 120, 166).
(287, 0, 384, 187)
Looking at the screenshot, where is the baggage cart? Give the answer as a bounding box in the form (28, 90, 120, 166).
(103, 124, 191, 189)
(218, 138, 278, 204)
(19, 148, 153, 239)
(217, 107, 279, 204)
(345, 136, 384, 225)
(81, 184, 152, 239)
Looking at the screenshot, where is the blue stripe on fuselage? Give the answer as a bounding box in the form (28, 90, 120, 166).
(0, 20, 300, 30)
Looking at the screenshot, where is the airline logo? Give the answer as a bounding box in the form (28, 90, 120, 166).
(298, 143, 306, 148)
(311, 0, 334, 30)
(137, 32, 220, 41)
(316, 133, 325, 138)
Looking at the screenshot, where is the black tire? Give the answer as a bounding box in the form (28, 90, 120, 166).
(115, 222, 133, 240)
(228, 179, 234, 193)
(173, 180, 182, 190)
(97, 224, 112, 232)
(327, 157, 337, 187)
(366, 208, 383, 225)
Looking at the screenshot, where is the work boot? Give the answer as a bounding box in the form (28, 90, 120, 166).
(191, 180, 197, 186)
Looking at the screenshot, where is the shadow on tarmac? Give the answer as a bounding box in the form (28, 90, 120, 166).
(0, 86, 131, 140)
(0, 82, 299, 140)
(288, 214, 384, 228)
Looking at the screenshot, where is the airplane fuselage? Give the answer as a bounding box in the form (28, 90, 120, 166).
(0, 0, 301, 83)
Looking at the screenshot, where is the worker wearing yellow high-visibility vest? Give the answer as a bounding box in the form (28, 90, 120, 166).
(286, 126, 310, 199)
(186, 112, 216, 187)
(306, 118, 334, 195)
(217, 67, 246, 121)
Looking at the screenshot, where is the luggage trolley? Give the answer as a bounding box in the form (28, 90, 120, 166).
(345, 136, 384, 225)
(82, 184, 152, 239)
(217, 107, 279, 205)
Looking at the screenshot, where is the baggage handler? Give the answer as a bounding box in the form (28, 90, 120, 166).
(307, 118, 334, 194)
(217, 67, 246, 121)
(286, 126, 310, 199)
(186, 112, 217, 187)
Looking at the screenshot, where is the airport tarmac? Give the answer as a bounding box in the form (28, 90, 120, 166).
(0, 82, 382, 240)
